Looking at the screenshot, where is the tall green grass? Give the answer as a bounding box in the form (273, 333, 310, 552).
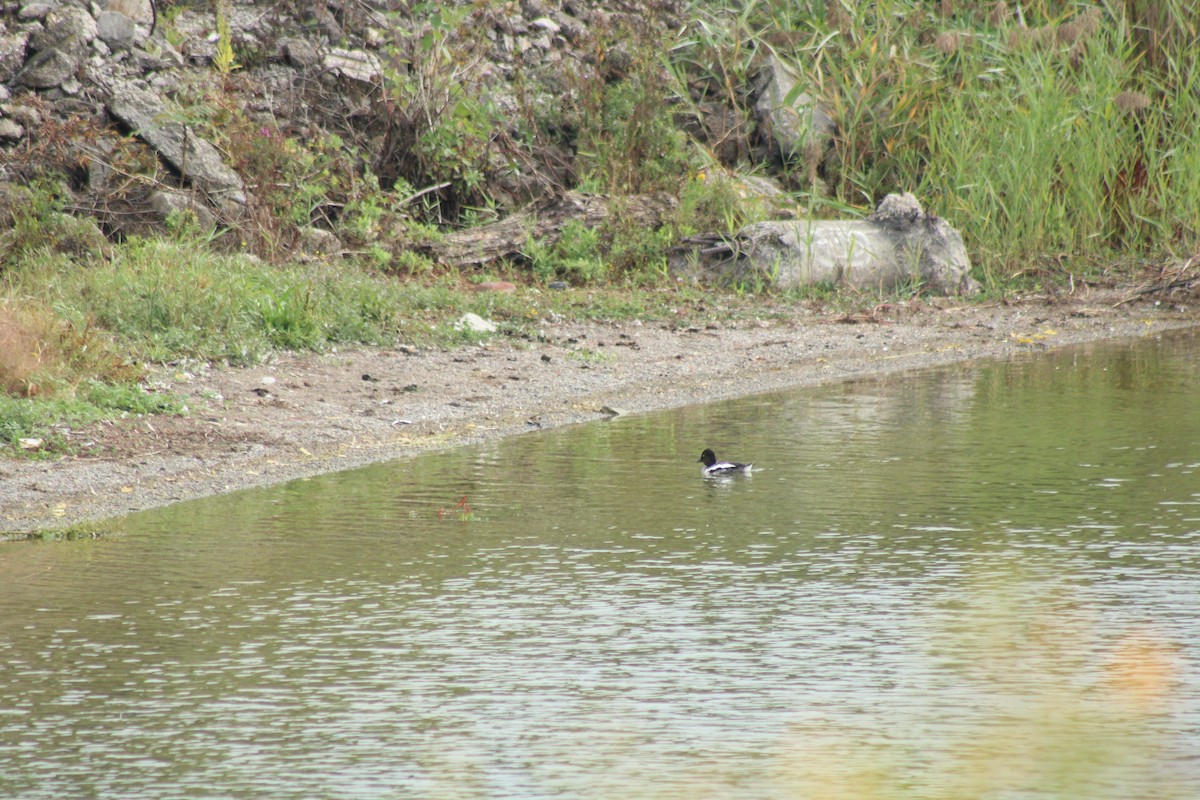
(679, 0, 1200, 282)
(919, 20, 1199, 280)
(922, 29, 1142, 276)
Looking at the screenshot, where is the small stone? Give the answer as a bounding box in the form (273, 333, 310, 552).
(323, 48, 382, 84)
(297, 226, 342, 257)
(16, 47, 80, 88)
(3, 104, 43, 128)
(148, 190, 217, 231)
(32, 6, 98, 50)
(364, 27, 385, 48)
(454, 313, 497, 334)
(18, 3, 56, 21)
(548, 280, 569, 290)
(96, 10, 136, 50)
(0, 32, 31, 84)
(0, 117, 25, 140)
(282, 37, 319, 68)
(105, 0, 155, 29)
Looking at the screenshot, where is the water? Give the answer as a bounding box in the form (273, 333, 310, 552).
(2, 329, 1199, 799)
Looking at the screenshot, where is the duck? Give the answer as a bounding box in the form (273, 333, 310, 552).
(697, 448, 753, 476)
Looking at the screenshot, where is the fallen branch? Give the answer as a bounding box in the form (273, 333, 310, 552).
(419, 190, 677, 267)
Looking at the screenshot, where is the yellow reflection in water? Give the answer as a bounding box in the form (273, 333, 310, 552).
(771, 578, 1184, 800)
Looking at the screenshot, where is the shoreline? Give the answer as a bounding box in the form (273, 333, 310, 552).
(2, 292, 1196, 538)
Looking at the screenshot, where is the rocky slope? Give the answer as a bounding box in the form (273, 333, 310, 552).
(2, 0, 700, 255)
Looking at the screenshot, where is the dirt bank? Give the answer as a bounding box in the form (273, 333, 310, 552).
(2, 290, 1196, 538)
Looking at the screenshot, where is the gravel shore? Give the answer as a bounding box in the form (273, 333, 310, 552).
(2, 291, 1196, 538)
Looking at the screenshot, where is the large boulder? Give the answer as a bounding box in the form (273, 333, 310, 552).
(0, 32, 31, 84)
(16, 6, 97, 89)
(107, 81, 247, 215)
(96, 11, 137, 51)
(671, 193, 979, 296)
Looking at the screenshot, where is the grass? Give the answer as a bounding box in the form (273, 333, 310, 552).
(0, 382, 187, 454)
(0, 206, 740, 453)
(565, 347, 617, 365)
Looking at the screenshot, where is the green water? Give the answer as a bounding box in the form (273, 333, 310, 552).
(2, 329, 1198, 799)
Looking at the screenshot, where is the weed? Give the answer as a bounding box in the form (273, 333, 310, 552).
(26, 519, 122, 542)
(0, 382, 183, 455)
(375, 4, 503, 223)
(0, 181, 109, 266)
(573, 37, 697, 195)
(674, 173, 761, 237)
(437, 494, 477, 521)
(527, 219, 606, 284)
(566, 347, 616, 365)
(213, 0, 239, 75)
(0, 302, 139, 399)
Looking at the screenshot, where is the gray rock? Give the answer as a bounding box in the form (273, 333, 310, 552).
(323, 48, 383, 84)
(0, 117, 25, 141)
(96, 10, 136, 50)
(104, 0, 154, 29)
(16, 4, 96, 89)
(86, 136, 117, 194)
(16, 46, 81, 88)
(671, 193, 978, 296)
(2, 103, 42, 128)
(867, 193, 977, 294)
(149, 190, 217, 231)
(30, 6, 96, 51)
(132, 39, 185, 70)
(282, 37, 319, 69)
(107, 81, 247, 215)
(297, 226, 342, 257)
(18, 3, 58, 22)
(754, 56, 835, 161)
(735, 175, 786, 199)
(867, 192, 924, 229)
(0, 32, 31, 84)
(0, 86, 10, 103)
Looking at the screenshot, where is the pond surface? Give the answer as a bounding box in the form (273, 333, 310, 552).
(2, 329, 1199, 799)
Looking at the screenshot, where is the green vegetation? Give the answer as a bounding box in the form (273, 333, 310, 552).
(3, 0, 1198, 451)
(675, 0, 1199, 281)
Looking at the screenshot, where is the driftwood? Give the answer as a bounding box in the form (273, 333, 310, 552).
(421, 190, 677, 267)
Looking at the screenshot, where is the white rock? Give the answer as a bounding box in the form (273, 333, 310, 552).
(454, 313, 497, 334)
